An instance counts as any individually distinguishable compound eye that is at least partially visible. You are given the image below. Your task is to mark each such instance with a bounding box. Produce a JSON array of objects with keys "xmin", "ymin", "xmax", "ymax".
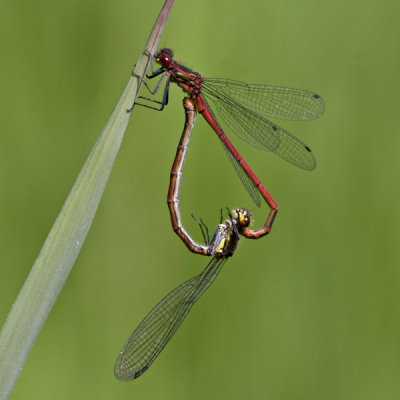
[
  {"xmin": 158, "ymin": 54, "xmax": 171, "ymax": 67},
  {"xmin": 239, "ymin": 214, "xmax": 251, "ymax": 227}
]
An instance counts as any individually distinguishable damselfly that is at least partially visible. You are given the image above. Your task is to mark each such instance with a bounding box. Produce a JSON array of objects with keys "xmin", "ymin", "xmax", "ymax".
[{"xmin": 134, "ymin": 48, "xmax": 324, "ymax": 207}]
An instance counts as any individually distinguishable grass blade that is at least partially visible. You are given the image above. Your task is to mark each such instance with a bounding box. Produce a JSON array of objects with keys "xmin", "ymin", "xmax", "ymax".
[{"xmin": 0, "ymin": 0, "xmax": 174, "ymax": 397}]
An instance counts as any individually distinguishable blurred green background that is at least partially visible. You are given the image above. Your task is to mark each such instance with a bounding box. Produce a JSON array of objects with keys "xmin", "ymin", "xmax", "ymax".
[{"xmin": 1, "ymin": 0, "xmax": 399, "ymax": 399}]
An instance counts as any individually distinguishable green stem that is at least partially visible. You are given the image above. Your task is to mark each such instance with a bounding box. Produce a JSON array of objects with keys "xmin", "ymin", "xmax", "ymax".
[{"xmin": 0, "ymin": 1, "xmax": 174, "ymax": 398}]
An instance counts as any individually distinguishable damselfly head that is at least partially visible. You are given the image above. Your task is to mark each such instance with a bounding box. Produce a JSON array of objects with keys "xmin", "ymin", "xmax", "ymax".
[
  {"xmin": 155, "ymin": 48, "xmax": 174, "ymax": 67},
  {"xmin": 234, "ymin": 208, "xmax": 252, "ymax": 228}
]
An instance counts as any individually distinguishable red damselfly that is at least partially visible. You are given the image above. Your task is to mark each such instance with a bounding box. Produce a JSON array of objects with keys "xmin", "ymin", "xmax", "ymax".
[
  {"xmin": 114, "ymin": 99, "xmax": 277, "ymax": 381},
  {"xmin": 134, "ymin": 48, "xmax": 324, "ymax": 206}
]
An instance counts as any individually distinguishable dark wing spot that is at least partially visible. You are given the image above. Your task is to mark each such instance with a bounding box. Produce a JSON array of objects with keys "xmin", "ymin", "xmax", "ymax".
[
  {"xmin": 134, "ymin": 366, "xmax": 149, "ymax": 379},
  {"xmin": 305, "ymin": 146, "xmax": 312, "ymax": 152}
]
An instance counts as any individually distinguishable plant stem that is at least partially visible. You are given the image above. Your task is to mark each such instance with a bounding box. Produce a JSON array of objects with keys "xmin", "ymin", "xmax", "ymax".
[{"xmin": 0, "ymin": 1, "xmax": 174, "ymax": 398}]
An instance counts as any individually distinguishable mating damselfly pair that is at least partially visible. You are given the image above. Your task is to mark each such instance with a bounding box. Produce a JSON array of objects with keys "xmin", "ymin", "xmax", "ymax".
[{"xmin": 114, "ymin": 49, "xmax": 324, "ymax": 380}]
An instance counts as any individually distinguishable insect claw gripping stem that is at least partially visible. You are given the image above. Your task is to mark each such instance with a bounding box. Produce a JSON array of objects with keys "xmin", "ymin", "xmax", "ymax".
[{"xmin": 129, "ymin": 70, "xmax": 169, "ymax": 112}]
